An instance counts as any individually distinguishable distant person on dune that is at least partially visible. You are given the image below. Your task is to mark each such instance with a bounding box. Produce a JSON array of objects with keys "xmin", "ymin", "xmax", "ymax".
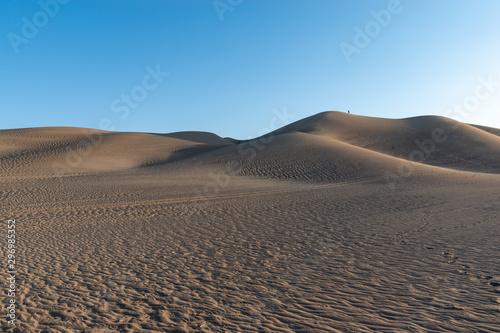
[{"xmin": 348, "ymin": 110, "xmax": 350, "ymax": 114}]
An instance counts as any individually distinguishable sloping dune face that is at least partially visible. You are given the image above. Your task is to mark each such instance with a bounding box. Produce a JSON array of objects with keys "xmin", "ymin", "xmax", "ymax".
[
  {"xmin": 0, "ymin": 127, "xmax": 234, "ymax": 176},
  {"xmin": 194, "ymin": 111, "xmax": 500, "ymax": 182},
  {"xmin": 472, "ymin": 124, "xmax": 500, "ymax": 137},
  {"xmin": 191, "ymin": 131, "xmax": 436, "ymax": 183},
  {"xmin": 0, "ymin": 112, "xmax": 499, "ymax": 180},
  {"xmin": 264, "ymin": 111, "xmax": 500, "ymax": 173}
]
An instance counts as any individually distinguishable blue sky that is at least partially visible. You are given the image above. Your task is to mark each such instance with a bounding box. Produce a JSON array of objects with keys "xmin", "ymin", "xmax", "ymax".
[{"xmin": 1, "ymin": 0, "xmax": 499, "ymax": 139}]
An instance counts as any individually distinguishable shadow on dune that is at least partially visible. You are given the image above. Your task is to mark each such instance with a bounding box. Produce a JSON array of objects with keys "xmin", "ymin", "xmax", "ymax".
[{"xmin": 138, "ymin": 144, "xmax": 234, "ymax": 167}]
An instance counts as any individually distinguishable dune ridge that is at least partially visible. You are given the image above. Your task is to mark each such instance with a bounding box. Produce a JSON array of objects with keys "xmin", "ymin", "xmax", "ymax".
[{"xmin": 1, "ymin": 111, "xmax": 499, "ymax": 179}]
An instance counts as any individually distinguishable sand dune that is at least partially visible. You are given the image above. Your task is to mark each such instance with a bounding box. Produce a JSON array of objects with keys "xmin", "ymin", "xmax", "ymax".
[
  {"xmin": 263, "ymin": 111, "xmax": 500, "ymax": 172},
  {"xmin": 1, "ymin": 112, "xmax": 499, "ymax": 178},
  {"xmin": 472, "ymin": 124, "xmax": 500, "ymax": 137},
  {"xmin": 187, "ymin": 131, "xmax": 445, "ymax": 182},
  {"xmin": 0, "ymin": 127, "xmax": 233, "ymax": 175},
  {"xmin": 1, "ymin": 112, "xmax": 500, "ymax": 332}
]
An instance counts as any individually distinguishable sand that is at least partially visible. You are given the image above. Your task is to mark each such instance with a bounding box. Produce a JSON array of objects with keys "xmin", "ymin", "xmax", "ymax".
[{"xmin": 1, "ymin": 111, "xmax": 499, "ymax": 332}]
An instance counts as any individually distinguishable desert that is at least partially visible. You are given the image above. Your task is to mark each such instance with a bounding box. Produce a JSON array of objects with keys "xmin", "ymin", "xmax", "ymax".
[{"xmin": 1, "ymin": 111, "xmax": 499, "ymax": 332}]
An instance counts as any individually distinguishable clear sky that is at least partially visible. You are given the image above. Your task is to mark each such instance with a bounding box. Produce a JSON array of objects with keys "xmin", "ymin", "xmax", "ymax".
[{"xmin": 1, "ymin": 0, "xmax": 499, "ymax": 139}]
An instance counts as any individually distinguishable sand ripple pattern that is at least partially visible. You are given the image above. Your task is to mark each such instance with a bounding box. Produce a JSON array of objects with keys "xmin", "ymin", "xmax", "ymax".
[{"xmin": 1, "ymin": 173, "xmax": 499, "ymax": 332}]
